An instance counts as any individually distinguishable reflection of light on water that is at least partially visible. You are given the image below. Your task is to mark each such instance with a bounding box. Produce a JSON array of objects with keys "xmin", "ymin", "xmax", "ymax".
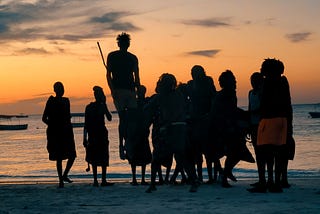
[{"xmin": 1, "ymin": 105, "xmax": 320, "ymax": 183}]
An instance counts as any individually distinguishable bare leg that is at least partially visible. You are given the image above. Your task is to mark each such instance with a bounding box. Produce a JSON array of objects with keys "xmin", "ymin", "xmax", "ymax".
[
  {"xmin": 281, "ymin": 159, "xmax": 290, "ymax": 188},
  {"xmin": 130, "ymin": 164, "xmax": 138, "ymax": 185},
  {"xmin": 196, "ymin": 161, "xmax": 203, "ymax": 183},
  {"xmin": 141, "ymin": 165, "xmax": 148, "ymax": 185},
  {"xmin": 213, "ymin": 159, "xmax": 223, "ymax": 182},
  {"xmin": 170, "ymin": 165, "xmax": 180, "ymax": 184},
  {"xmin": 146, "ymin": 161, "xmax": 158, "ymax": 193},
  {"xmin": 92, "ymin": 164, "xmax": 98, "ymax": 186},
  {"xmin": 164, "ymin": 165, "xmax": 171, "ymax": 184},
  {"xmin": 101, "ymin": 165, "xmax": 106, "ymax": 183},
  {"xmin": 100, "ymin": 166, "xmax": 114, "ymax": 186},
  {"xmin": 205, "ymin": 158, "xmax": 213, "ymax": 183},
  {"xmin": 180, "ymin": 168, "xmax": 187, "ymax": 184},
  {"xmin": 62, "ymin": 157, "xmax": 75, "ymax": 183},
  {"xmin": 222, "ymin": 156, "xmax": 239, "ymax": 188},
  {"xmin": 157, "ymin": 165, "xmax": 164, "ymax": 184},
  {"xmin": 56, "ymin": 160, "xmax": 63, "ymax": 188},
  {"xmin": 247, "ymin": 146, "xmax": 267, "ymax": 193},
  {"xmin": 118, "ymin": 110, "xmax": 127, "ymax": 160}
]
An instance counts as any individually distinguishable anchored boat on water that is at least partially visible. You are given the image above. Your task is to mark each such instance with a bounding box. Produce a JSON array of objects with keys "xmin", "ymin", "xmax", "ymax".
[
  {"xmin": 71, "ymin": 113, "xmax": 85, "ymax": 128},
  {"xmin": 309, "ymin": 112, "xmax": 320, "ymax": 118},
  {"xmin": 309, "ymin": 103, "xmax": 320, "ymax": 118},
  {"xmin": 0, "ymin": 114, "xmax": 28, "ymax": 130}
]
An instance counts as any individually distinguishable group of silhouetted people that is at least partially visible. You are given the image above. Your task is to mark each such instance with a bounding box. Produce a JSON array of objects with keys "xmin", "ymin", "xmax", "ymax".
[{"xmin": 42, "ymin": 32, "xmax": 294, "ymax": 194}]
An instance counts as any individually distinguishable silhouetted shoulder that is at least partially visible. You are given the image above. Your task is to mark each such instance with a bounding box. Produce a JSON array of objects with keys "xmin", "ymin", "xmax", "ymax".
[
  {"xmin": 206, "ymin": 76, "xmax": 214, "ymax": 84},
  {"xmin": 85, "ymin": 102, "xmax": 95, "ymax": 111},
  {"xmin": 107, "ymin": 50, "xmax": 120, "ymax": 57},
  {"xmin": 46, "ymin": 95, "xmax": 55, "ymax": 103},
  {"xmin": 128, "ymin": 51, "xmax": 138, "ymax": 60}
]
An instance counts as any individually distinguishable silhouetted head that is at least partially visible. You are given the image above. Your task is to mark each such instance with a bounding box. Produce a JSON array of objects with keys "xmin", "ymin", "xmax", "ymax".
[
  {"xmin": 156, "ymin": 73, "xmax": 177, "ymax": 94},
  {"xmin": 53, "ymin": 81, "xmax": 64, "ymax": 97},
  {"xmin": 117, "ymin": 32, "xmax": 130, "ymax": 50},
  {"xmin": 250, "ymin": 72, "xmax": 263, "ymax": 90},
  {"xmin": 191, "ymin": 65, "xmax": 206, "ymax": 81},
  {"xmin": 260, "ymin": 58, "xmax": 284, "ymax": 77},
  {"xmin": 218, "ymin": 70, "xmax": 236, "ymax": 90},
  {"xmin": 93, "ymin": 86, "xmax": 106, "ymax": 103},
  {"xmin": 177, "ymin": 82, "xmax": 188, "ymax": 95},
  {"xmin": 137, "ymin": 85, "xmax": 147, "ymax": 98}
]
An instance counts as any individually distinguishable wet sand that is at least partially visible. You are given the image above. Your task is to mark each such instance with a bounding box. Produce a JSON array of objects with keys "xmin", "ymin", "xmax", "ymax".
[{"xmin": 0, "ymin": 177, "xmax": 319, "ymax": 214}]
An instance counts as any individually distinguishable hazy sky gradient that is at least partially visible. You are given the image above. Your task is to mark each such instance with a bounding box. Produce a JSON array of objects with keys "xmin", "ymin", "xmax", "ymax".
[{"xmin": 0, "ymin": 0, "xmax": 319, "ymax": 114}]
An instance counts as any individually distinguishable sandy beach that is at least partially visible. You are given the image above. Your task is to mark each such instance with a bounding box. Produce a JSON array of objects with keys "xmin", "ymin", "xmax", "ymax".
[{"xmin": 0, "ymin": 178, "xmax": 319, "ymax": 214}]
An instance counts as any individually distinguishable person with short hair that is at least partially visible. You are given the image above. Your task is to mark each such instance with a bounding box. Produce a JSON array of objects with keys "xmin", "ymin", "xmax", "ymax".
[{"xmin": 106, "ymin": 32, "xmax": 140, "ymax": 160}]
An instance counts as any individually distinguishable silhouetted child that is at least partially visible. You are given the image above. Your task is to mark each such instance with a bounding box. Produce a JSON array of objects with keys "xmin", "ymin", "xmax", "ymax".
[
  {"xmin": 151, "ymin": 113, "xmax": 173, "ymax": 185},
  {"xmin": 126, "ymin": 85, "xmax": 152, "ymax": 185},
  {"xmin": 42, "ymin": 81, "xmax": 77, "ymax": 188},
  {"xmin": 146, "ymin": 84, "xmax": 173, "ymax": 187},
  {"xmin": 83, "ymin": 86, "xmax": 113, "ymax": 187},
  {"xmin": 210, "ymin": 70, "xmax": 254, "ymax": 188}
]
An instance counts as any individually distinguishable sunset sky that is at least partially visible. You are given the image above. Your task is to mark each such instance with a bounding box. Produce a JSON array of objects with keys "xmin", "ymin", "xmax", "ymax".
[{"xmin": 0, "ymin": 0, "xmax": 319, "ymax": 114}]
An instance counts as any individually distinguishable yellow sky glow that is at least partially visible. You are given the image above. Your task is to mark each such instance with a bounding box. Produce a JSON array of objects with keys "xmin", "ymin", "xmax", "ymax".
[{"xmin": 0, "ymin": 0, "xmax": 319, "ymax": 114}]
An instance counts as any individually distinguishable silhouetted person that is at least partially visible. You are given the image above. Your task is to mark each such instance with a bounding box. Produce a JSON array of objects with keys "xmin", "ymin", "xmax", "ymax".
[
  {"xmin": 247, "ymin": 72, "xmax": 273, "ymax": 188},
  {"xmin": 83, "ymin": 86, "xmax": 113, "ymax": 187},
  {"xmin": 168, "ymin": 83, "xmax": 189, "ymax": 185},
  {"xmin": 210, "ymin": 70, "xmax": 252, "ymax": 188},
  {"xmin": 42, "ymin": 81, "xmax": 76, "ymax": 188},
  {"xmin": 144, "ymin": 73, "xmax": 199, "ymax": 193},
  {"xmin": 186, "ymin": 65, "xmax": 222, "ymax": 183},
  {"xmin": 248, "ymin": 58, "xmax": 293, "ymax": 193},
  {"xmin": 106, "ymin": 32, "xmax": 140, "ymax": 160},
  {"xmin": 148, "ymin": 90, "xmax": 173, "ymax": 186},
  {"xmin": 126, "ymin": 85, "xmax": 152, "ymax": 185}
]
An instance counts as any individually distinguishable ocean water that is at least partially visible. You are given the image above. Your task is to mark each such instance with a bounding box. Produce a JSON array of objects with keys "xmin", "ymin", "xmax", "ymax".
[{"xmin": 0, "ymin": 104, "xmax": 319, "ymax": 183}]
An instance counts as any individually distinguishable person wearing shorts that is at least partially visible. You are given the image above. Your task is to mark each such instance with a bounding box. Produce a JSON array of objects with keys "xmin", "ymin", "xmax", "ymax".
[{"xmin": 106, "ymin": 32, "xmax": 140, "ymax": 159}]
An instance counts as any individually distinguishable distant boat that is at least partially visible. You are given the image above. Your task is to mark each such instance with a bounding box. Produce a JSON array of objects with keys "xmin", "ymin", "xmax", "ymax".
[
  {"xmin": 71, "ymin": 113, "xmax": 85, "ymax": 128},
  {"xmin": 309, "ymin": 103, "xmax": 320, "ymax": 118},
  {"xmin": 0, "ymin": 115, "xmax": 28, "ymax": 131},
  {"xmin": 16, "ymin": 114, "xmax": 29, "ymax": 118},
  {"xmin": 309, "ymin": 112, "xmax": 320, "ymax": 118},
  {"xmin": 0, "ymin": 124, "xmax": 28, "ymax": 130}
]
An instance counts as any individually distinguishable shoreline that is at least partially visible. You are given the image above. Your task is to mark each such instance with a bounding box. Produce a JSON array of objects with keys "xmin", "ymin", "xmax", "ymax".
[
  {"xmin": 1, "ymin": 170, "xmax": 319, "ymax": 185},
  {"xmin": 1, "ymin": 177, "xmax": 319, "ymax": 213}
]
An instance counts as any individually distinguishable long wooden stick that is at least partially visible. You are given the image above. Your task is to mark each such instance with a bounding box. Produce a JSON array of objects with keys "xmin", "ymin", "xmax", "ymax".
[{"xmin": 97, "ymin": 41, "xmax": 106, "ymax": 67}]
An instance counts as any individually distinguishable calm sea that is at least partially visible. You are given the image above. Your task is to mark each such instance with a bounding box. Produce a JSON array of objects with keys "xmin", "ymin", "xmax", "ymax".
[{"xmin": 0, "ymin": 104, "xmax": 319, "ymax": 183}]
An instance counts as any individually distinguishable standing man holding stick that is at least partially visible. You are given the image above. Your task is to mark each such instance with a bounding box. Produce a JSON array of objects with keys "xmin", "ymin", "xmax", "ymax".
[{"xmin": 102, "ymin": 32, "xmax": 140, "ymax": 160}]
